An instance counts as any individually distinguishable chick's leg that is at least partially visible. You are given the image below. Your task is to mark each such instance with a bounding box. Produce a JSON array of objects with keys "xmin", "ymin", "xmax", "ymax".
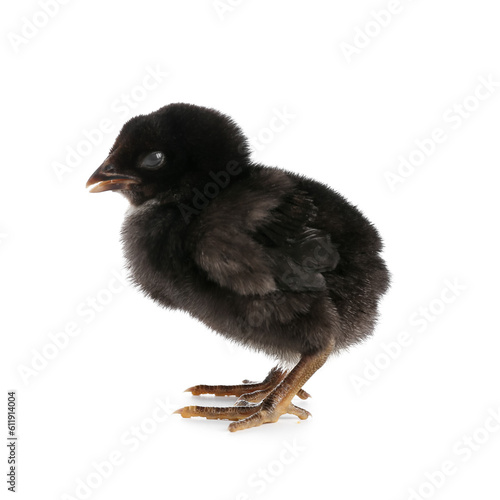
[
  {"xmin": 174, "ymin": 341, "xmax": 333, "ymax": 430},
  {"xmin": 185, "ymin": 366, "xmax": 310, "ymax": 401}
]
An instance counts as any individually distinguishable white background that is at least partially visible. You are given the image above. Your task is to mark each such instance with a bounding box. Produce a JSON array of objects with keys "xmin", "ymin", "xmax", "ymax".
[{"xmin": 2, "ymin": 1, "xmax": 500, "ymax": 499}]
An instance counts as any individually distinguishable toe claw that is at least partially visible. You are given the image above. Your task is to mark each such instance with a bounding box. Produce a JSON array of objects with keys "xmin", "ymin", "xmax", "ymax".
[
  {"xmin": 184, "ymin": 386, "xmax": 204, "ymax": 395},
  {"xmin": 297, "ymin": 389, "xmax": 311, "ymax": 400},
  {"xmin": 173, "ymin": 407, "xmax": 190, "ymax": 418},
  {"xmin": 292, "ymin": 405, "xmax": 311, "ymax": 420}
]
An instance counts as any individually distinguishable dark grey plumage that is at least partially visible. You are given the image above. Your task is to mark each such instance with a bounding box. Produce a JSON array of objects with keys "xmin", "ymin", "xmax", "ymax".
[{"xmin": 88, "ymin": 102, "xmax": 390, "ymax": 364}]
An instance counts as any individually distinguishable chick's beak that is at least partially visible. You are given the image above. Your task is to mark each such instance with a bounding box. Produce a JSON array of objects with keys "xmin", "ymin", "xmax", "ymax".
[{"xmin": 86, "ymin": 161, "xmax": 140, "ymax": 193}]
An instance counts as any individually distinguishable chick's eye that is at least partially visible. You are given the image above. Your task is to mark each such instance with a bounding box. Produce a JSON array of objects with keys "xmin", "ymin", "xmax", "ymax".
[{"xmin": 140, "ymin": 151, "xmax": 165, "ymax": 169}]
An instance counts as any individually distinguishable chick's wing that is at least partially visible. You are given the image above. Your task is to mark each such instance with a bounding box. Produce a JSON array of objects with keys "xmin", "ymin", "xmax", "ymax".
[{"xmin": 193, "ymin": 186, "xmax": 339, "ymax": 296}]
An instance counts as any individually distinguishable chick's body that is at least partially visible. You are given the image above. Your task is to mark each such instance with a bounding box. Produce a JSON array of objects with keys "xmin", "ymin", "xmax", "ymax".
[{"xmin": 121, "ymin": 163, "xmax": 388, "ymax": 362}]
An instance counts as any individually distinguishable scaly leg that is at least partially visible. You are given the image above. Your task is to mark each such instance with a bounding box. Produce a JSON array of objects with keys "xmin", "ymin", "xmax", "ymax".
[
  {"xmin": 175, "ymin": 341, "xmax": 333, "ymax": 431},
  {"xmin": 185, "ymin": 366, "xmax": 310, "ymax": 401}
]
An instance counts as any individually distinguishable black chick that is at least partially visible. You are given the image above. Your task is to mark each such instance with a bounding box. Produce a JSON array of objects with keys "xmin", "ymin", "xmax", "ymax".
[{"xmin": 86, "ymin": 103, "xmax": 390, "ymax": 432}]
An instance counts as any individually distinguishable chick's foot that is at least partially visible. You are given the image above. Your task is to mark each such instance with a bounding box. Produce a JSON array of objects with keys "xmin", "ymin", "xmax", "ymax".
[{"xmin": 175, "ymin": 342, "xmax": 333, "ymax": 431}]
